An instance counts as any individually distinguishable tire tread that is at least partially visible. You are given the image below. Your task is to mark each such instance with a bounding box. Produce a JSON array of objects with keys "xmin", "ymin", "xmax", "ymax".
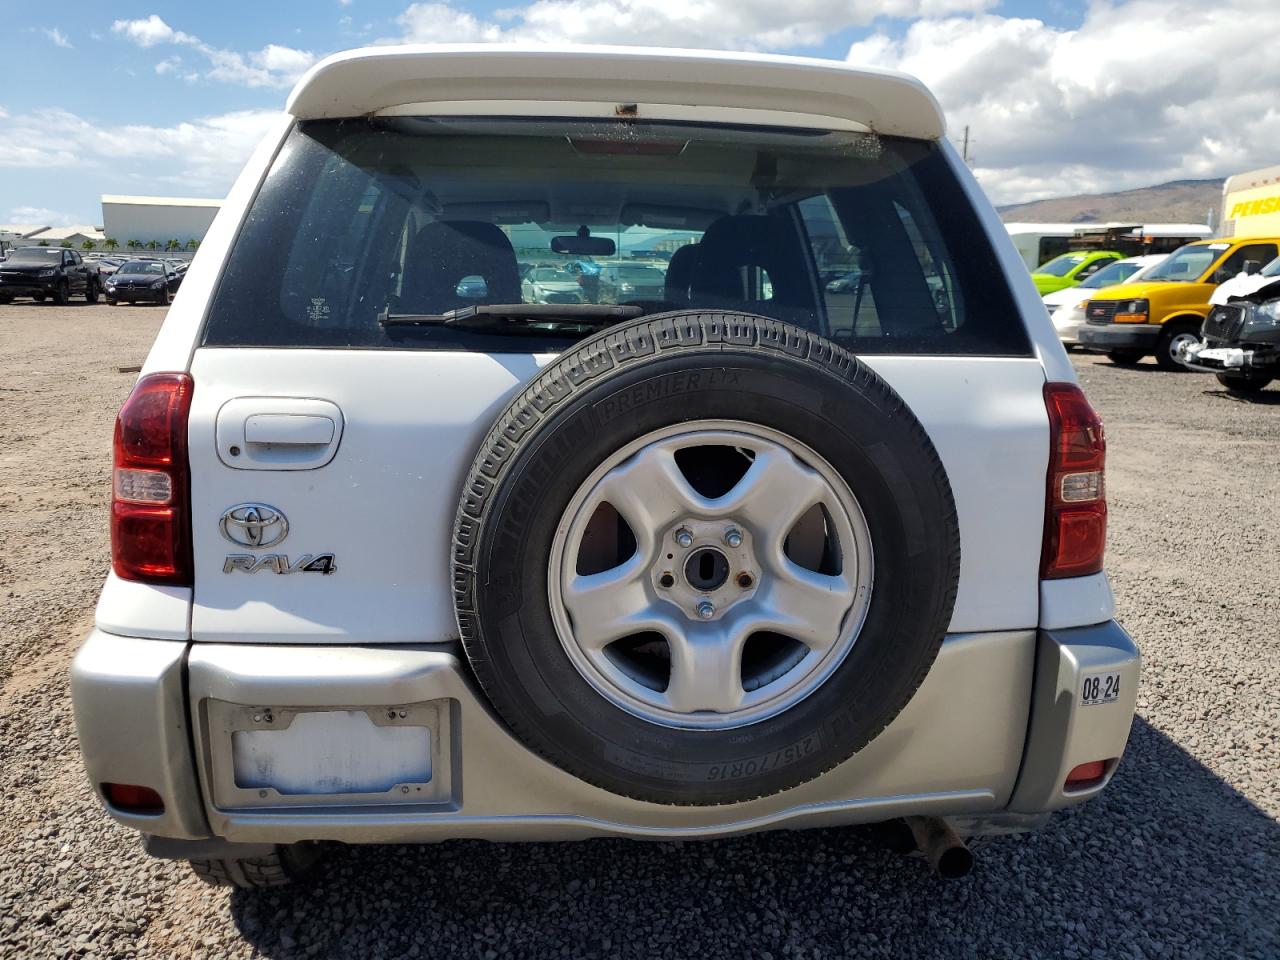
[{"xmin": 452, "ymin": 310, "xmax": 960, "ymax": 805}]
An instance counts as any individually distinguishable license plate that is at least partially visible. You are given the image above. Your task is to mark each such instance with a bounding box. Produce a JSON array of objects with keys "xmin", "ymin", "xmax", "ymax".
[
  {"xmin": 1080, "ymin": 672, "xmax": 1121, "ymax": 706},
  {"xmin": 1197, "ymin": 347, "xmax": 1245, "ymax": 368},
  {"xmin": 232, "ymin": 709, "xmax": 431, "ymax": 795}
]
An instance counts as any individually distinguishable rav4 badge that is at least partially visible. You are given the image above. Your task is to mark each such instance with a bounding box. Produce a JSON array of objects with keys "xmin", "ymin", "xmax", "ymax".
[
  {"xmin": 218, "ymin": 503, "xmax": 336, "ymax": 575},
  {"xmin": 223, "ymin": 553, "xmax": 337, "ymax": 575}
]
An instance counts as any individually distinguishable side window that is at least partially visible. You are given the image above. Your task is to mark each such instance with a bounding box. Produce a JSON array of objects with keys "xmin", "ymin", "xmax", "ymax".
[
  {"xmin": 1212, "ymin": 244, "xmax": 1278, "ymax": 283},
  {"xmin": 797, "ymin": 195, "xmax": 869, "ymax": 339},
  {"xmin": 892, "ymin": 201, "xmax": 961, "ymax": 332},
  {"xmin": 1077, "ymin": 259, "xmax": 1106, "ymax": 280}
]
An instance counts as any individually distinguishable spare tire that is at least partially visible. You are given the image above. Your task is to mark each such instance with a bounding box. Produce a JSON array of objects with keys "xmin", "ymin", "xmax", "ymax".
[{"xmin": 453, "ymin": 311, "xmax": 959, "ymax": 805}]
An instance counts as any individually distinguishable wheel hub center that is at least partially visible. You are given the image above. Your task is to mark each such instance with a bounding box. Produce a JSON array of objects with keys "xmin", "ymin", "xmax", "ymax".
[{"xmin": 684, "ymin": 548, "xmax": 730, "ymax": 591}]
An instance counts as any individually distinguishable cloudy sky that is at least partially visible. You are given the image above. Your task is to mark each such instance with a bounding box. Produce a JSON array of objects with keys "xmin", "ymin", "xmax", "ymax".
[{"xmin": 1, "ymin": 0, "xmax": 1276, "ymax": 227}]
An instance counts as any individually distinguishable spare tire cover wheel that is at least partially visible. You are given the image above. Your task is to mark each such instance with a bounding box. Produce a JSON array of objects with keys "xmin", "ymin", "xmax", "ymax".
[{"xmin": 453, "ymin": 311, "xmax": 960, "ymax": 806}]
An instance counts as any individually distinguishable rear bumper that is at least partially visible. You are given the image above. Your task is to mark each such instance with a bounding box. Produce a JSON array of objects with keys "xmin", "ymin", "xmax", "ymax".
[
  {"xmin": 1077, "ymin": 323, "xmax": 1161, "ymax": 352},
  {"xmin": 71, "ymin": 621, "xmax": 1138, "ymax": 847}
]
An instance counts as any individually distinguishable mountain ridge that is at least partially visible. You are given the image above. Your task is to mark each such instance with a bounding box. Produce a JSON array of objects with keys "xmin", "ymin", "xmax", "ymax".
[{"xmin": 998, "ymin": 178, "xmax": 1223, "ymax": 225}]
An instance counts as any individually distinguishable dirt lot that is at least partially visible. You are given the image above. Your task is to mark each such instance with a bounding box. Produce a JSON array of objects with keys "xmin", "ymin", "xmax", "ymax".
[{"xmin": 1, "ymin": 301, "xmax": 1277, "ymax": 959}]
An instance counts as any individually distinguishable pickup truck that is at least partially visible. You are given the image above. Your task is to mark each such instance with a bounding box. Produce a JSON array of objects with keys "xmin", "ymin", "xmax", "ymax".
[{"xmin": 0, "ymin": 246, "xmax": 100, "ymax": 304}]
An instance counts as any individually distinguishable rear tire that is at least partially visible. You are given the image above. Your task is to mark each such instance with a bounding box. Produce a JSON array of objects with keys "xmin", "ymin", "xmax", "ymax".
[
  {"xmin": 454, "ymin": 310, "xmax": 960, "ymax": 806},
  {"xmin": 1155, "ymin": 322, "xmax": 1201, "ymax": 372},
  {"xmin": 1107, "ymin": 349, "xmax": 1144, "ymax": 365},
  {"xmin": 52, "ymin": 280, "xmax": 69, "ymax": 306},
  {"xmin": 189, "ymin": 844, "xmax": 324, "ymax": 889},
  {"xmin": 1216, "ymin": 372, "xmax": 1273, "ymax": 395},
  {"xmin": 86, "ymin": 279, "xmax": 99, "ymax": 304}
]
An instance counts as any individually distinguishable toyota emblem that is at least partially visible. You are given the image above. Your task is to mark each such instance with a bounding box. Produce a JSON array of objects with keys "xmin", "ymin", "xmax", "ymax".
[{"xmin": 219, "ymin": 503, "xmax": 289, "ymax": 549}]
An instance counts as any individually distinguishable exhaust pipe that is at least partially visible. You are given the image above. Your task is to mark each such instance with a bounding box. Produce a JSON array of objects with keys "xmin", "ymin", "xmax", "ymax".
[{"xmin": 904, "ymin": 816, "xmax": 973, "ymax": 879}]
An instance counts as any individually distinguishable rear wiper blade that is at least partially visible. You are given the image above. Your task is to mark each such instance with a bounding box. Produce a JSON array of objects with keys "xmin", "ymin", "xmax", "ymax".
[{"xmin": 378, "ymin": 303, "xmax": 643, "ymax": 328}]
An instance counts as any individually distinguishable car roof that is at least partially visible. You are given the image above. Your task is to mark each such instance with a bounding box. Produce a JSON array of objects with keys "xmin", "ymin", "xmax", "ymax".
[{"xmin": 286, "ymin": 45, "xmax": 946, "ymax": 141}]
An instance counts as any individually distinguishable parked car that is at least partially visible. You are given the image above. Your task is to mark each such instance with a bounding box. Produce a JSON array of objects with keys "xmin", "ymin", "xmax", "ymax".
[
  {"xmin": 0, "ymin": 246, "xmax": 100, "ymax": 304},
  {"xmin": 825, "ymin": 269, "xmax": 863, "ymax": 293},
  {"xmin": 1030, "ymin": 250, "xmax": 1124, "ymax": 297},
  {"xmin": 1077, "ymin": 236, "xmax": 1280, "ymax": 369},
  {"xmin": 521, "ymin": 265, "xmax": 584, "ymax": 303},
  {"xmin": 597, "ymin": 262, "xmax": 667, "ymax": 302},
  {"xmin": 1048, "ymin": 254, "xmax": 1168, "ymax": 347},
  {"xmin": 1180, "ymin": 264, "xmax": 1280, "ymax": 394},
  {"xmin": 103, "ymin": 259, "xmax": 182, "ymax": 305},
  {"xmin": 71, "ymin": 46, "xmax": 1138, "ymax": 889}
]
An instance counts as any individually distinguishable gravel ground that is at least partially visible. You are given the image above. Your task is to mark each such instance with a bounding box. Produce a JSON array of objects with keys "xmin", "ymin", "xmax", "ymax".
[{"xmin": 0, "ymin": 302, "xmax": 1276, "ymax": 960}]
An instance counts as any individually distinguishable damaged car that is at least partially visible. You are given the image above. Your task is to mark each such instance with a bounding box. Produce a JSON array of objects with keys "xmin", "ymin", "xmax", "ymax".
[{"xmin": 1180, "ymin": 259, "xmax": 1280, "ymax": 395}]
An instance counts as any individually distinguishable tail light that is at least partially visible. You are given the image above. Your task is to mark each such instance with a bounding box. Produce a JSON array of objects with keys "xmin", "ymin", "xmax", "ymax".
[
  {"xmin": 1041, "ymin": 383, "xmax": 1106, "ymax": 579},
  {"xmin": 111, "ymin": 373, "xmax": 193, "ymax": 585}
]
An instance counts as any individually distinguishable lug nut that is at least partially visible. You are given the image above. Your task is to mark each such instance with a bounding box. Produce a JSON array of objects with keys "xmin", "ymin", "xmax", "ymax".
[
  {"xmin": 675, "ymin": 527, "xmax": 694, "ymax": 548},
  {"xmin": 724, "ymin": 528, "xmax": 743, "ymax": 548},
  {"xmin": 696, "ymin": 600, "xmax": 715, "ymax": 619}
]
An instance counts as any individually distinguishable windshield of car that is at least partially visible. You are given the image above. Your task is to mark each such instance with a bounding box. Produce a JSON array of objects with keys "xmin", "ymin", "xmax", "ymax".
[
  {"xmin": 1143, "ymin": 244, "xmax": 1225, "ymax": 282},
  {"xmin": 1079, "ymin": 260, "xmax": 1141, "ymax": 288},
  {"xmin": 1260, "ymin": 256, "xmax": 1280, "ymax": 277},
  {"xmin": 118, "ymin": 261, "xmax": 164, "ymax": 274},
  {"xmin": 1035, "ymin": 253, "xmax": 1088, "ymax": 277},
  {"xmin": 7, "ymin": 249, "xmax": 63, "ymax": 265},
  {"xmin": 203, "ymin": 117, "xmax": 1028, "ymax": 356}
]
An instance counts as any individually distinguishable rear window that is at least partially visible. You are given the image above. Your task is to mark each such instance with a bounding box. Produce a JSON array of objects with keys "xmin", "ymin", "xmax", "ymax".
[{"xmin": 203, "ymin": 117, "xmax": 1029, "ymax": 356}]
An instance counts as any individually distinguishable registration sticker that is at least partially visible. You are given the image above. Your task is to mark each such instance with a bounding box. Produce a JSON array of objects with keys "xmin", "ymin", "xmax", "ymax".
[{"xmin": 1080, "ymin": 672, "xmax": 1121, "ymax": 706}]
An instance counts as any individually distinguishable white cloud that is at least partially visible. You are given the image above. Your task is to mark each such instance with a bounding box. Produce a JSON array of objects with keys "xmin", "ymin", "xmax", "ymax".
[
  {"xmin": 392, "ymin": 0, "xmax": 994, "ymax": 50},
  {"xmin": 846, "ymin": 1, "xmax": 1280, "ymax": 204},
  {"xmin": 111, "ymin": 15, "xmax": 195, "ymax": 48},
  {"xmin": 154, "ymin": 56, "xmax": 182, "ymax": 75},
  {"xmin": 8, "ymin": 206, "xmax": 81, "ymax": 228},
  {"xmin": 44, "ymin": 28, "xmax": 72, "ymax": 49},
  {"xmin": 0, "ymin": 106, "xmax": 279, "ymax": 194},
  {"xmin": 112, "ymin": 14, "xmax": 315, "ymax": 88}
]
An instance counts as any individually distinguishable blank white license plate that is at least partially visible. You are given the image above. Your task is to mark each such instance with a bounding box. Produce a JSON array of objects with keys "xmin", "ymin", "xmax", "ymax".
[
  {"xmin": 1080, "ymin": 672, "xmax": 1121, "ymax": 707},
  {"xmin": 232, "ymin": 710, "xmax": 431, "ymax": 795}
]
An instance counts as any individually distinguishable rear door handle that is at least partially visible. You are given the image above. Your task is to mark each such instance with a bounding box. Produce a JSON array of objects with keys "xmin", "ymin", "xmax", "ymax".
[
  {"xmin": 244, "ymin": 414, "xmax": 335, "ymax": 447},
  {"xmin": 216, "ymin": 398, "xmax": 344, "ymax": 470}
]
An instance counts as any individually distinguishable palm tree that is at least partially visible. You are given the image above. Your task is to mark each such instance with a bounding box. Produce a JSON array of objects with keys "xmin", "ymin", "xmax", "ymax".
[
  {"xmin": 59, "ymin": 240, "xmax": 73, "ymax": 248},
  {"xmin": 146, "ymin": 240, "xmax": 160, "ymax": 252},
  {"xmin": 165, "ymin": 239, "xmax": 180, "ymax": 253},
  {"xmin": 127, "ymin": 239, "xmax": 140, "ymax": 252},
  {"xmin": 104, "ymin": 238, "xmax": 119, "ymax": 252},
  {"xmin": 185, "ymin": 238, "xmax": 198, "ymax": 251},
  {"xmin": 37, "ymin": 240, "xmax": 49, "ymax": 246},
  {"xmin": 81, "ymin": 239, "xmax": 96, "ymax": 252}
]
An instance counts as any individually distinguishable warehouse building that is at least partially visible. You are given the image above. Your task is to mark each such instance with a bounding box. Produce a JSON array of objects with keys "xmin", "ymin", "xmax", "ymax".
[{"xmin": 100, "ymin": 195, "xmax": 222, "ymax": 248}]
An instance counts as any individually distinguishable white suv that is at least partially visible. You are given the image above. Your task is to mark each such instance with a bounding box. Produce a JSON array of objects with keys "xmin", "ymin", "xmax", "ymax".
[{"xmin": 72, "ymin": 45, "xmax": 1139, "ymax": 887}]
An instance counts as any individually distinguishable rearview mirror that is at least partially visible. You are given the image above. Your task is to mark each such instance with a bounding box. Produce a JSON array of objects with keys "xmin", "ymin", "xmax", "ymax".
[{"xmin": 552, "ymin": 233, "xmax": 616, "ymax": 256}]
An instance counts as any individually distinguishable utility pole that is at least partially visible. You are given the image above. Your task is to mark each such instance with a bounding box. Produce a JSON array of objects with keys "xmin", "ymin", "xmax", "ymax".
[{"xmin": 960, "ymin": 125, "xmax": 973, "ymax": 165}]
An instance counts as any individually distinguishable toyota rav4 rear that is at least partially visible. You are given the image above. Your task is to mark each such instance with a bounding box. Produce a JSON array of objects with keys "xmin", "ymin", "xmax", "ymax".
[{"xmin": 71, "ymin": 45, "xmax": 1139, "ymax": 887}]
